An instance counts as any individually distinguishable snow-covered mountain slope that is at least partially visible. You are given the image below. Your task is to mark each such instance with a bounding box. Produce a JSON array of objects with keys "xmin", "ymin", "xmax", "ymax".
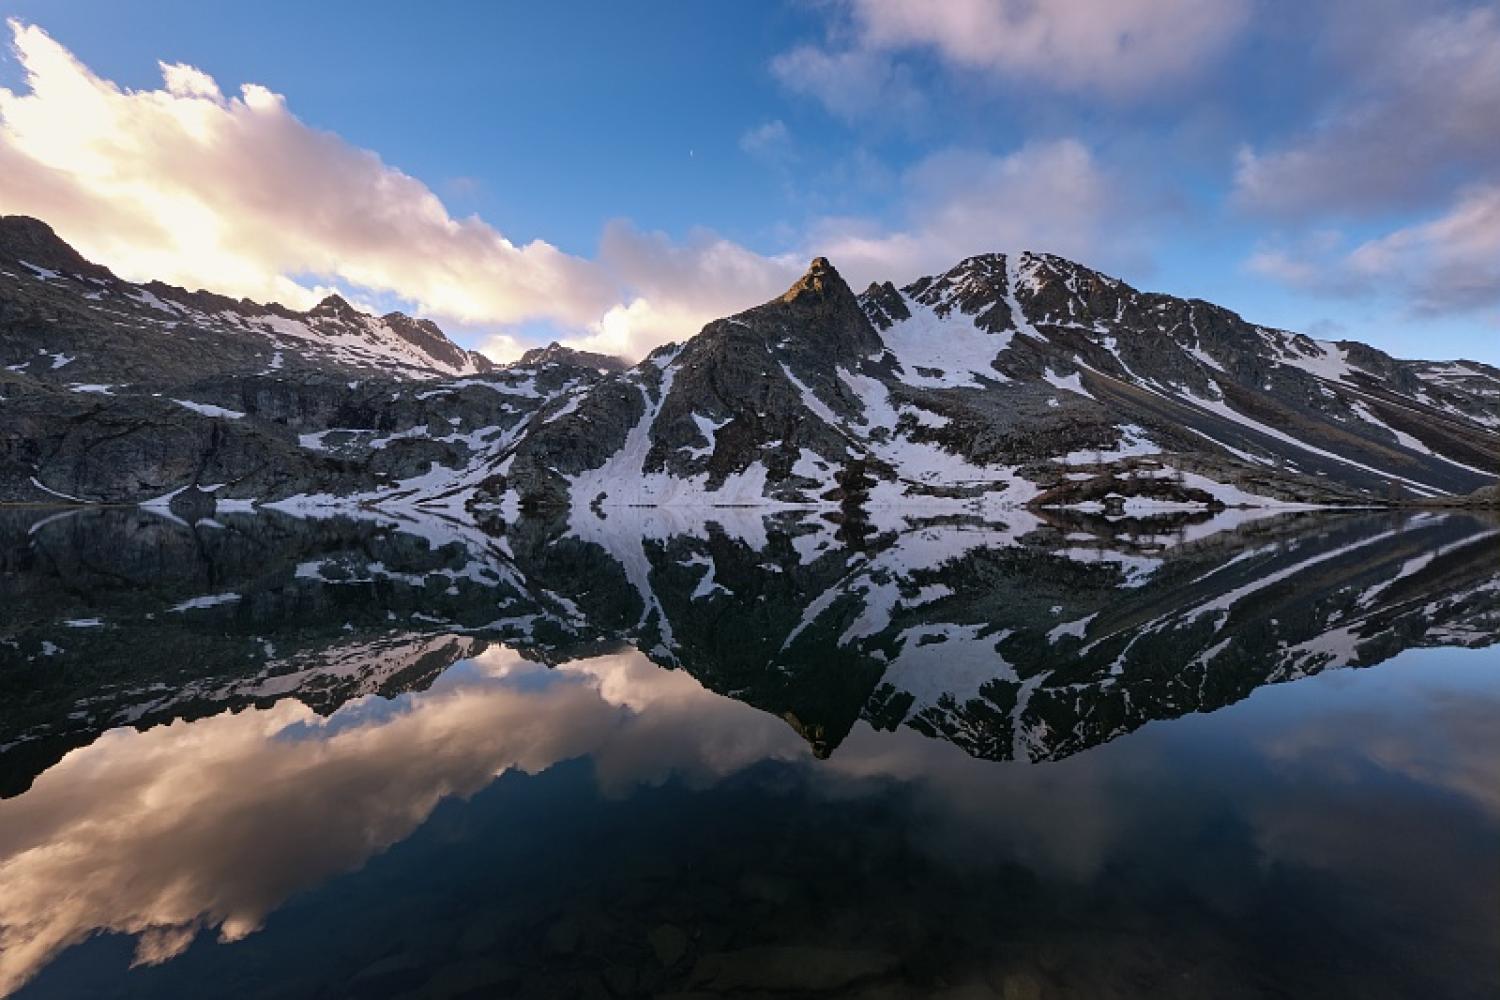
[
  {"xmin": 3, "ymin": 210, "xmax": 1495, "ymax": 512},
  {"xmin": 1, "ymin": 348, "xmax": 610, "ymax": 505},
  {"xmin": 485, "ymin": 253, "xmax": 1499, "ymax": 514},
  {"xmin": 0, "ymin": 216, "xmax": 635, "ymax": 505},
  {"xmin": 0, "ymin": 215, "xmax": 493, "ymax": 382}
]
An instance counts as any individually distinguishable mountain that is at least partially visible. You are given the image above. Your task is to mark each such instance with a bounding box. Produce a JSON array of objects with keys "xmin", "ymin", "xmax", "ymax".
[
  {"xmin": 517, "ymin": 341, "xmax": 631, "ymax": 373},
  {"xmin": 0, "ymin": 217, "xmax": 628, "ymax": 505},
  {"xmin": 1, "ymin": 214, "xmax": 1496, "ymax": 511},
  {"xmin": 0, "ymin": 216, "xmax": 495, "ymax": 381},
  {"xmin": 489, "ymin": 253, "xmax": 1500, "ymax": 515}
]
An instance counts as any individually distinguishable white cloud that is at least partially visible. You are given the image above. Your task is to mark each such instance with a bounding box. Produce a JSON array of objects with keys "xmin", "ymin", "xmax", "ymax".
[
  {"xmin": 567, "ymin": 141, "xmax": 1147, "ymax": 356},
  {"xmin": 770, "ymin": 45, "xmax": 926, "ymax": 123},
  {"xmin": 598, "ymin": 220, "xmax": 802, "ymax": 318},
  {"xmin": 739, "ymin": 118, "xmax": 792, "ymax": 160},
  {"xmin": 1244, "ymin": 228, "xmax": 1362, "ymax": 293},
  {"xmin": 1245, "ymin": 248, "xmax": 1328, "ymax": 290},
  {"xmin": 1348, "ymin": 184, "xmax": 1500, "ymax": 313},
  {"xmin": 476, "ymin": 331, "xmax": 528, "ymax": 365},
  {"xmin": 1246, "ymin": 185, "xmax": 1500, "ymax": 315},
  {"xmin": 775, "ymin": 0, "xmax": 1249, "ymax": 117},
  {"xmin": 811, "ymin": 139, "xmax": 1144, "ymax": 287},
  {"xmin": 1234, "ymin": 6, "xmax": 1500, "ymax": 327},
  {"xmin": 561, "ymin": 221, "xmax": 803, "ymax": 358},
  {"xmin": 0, "ymin": 21, "xmax": 618, "ymax": 330},
  {"xmin": 0, "ymin": 22, "xmax": 908, "ymax": 365},
  {"xmin": 565, "ymin": 296, "xmax": 710, "ymax": 360},
  {"xmin": 0, "ymin": 22, "xmax": 1150, "ymax": 367},
  {"xmin": 1234, "ymin": 6, "xmax": 1500, "ymax": 216}
]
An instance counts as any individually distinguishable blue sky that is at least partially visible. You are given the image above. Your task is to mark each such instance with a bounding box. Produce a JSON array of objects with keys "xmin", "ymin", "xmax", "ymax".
[{"xmin": 1, "ymin": 0, "xmax": 1497, "ymax": 363}]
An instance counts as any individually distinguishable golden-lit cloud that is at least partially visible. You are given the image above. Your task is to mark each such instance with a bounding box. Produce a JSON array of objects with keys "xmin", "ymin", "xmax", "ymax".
[
  {"xmin": 0, "ymin": 21, "xmax": 784, "ymax": 363},
  {"xmin": 0, "ymin": 21, "xmax": 618, "ymax": 327},
  {"xmin": 0, "ymin": 21, "xmax": 1148, "ymax": 363}
]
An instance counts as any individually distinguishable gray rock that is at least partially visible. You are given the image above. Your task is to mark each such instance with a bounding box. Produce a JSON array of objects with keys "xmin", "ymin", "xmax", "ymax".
[{"xmin": 4, "ymin": 213, "xmax": 1497, "ymax": 511}]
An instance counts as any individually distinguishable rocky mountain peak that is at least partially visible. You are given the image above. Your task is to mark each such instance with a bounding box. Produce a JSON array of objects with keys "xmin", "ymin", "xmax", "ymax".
[
  {"xmin": 780, "ymin": 256, "xmax": 847, "ymax": 305},
  {"xmin": 381, "ymin": 310, "xmax": 443, "ymax": 337},
  {"xmin": 5, "ymin": 209, "xmax": 1498, "ymax": 512},
  {"xmin": 516, "ymin": 342, "xmax": 629, "ymax": 372},
  {"xmin": 859, "ymin": 280, "xmax": 911, "ymax": 332},
  {"xmin": 759, "ymin": 256, "xmax": 883, "ymax": 358},
  {"xmin": 0, "ymin": 215, "xmax": 115, "ymax": 281},
  {"xmin": 311, "ymin": 293, "xmax": 359, "ymax": 317},
  {"xmin": 900, "ymin": 252, "xmax": 1015, "ymax": 332}
]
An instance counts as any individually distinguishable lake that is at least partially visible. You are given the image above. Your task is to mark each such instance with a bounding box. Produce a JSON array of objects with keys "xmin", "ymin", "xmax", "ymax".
[{"xmin": 1, "ymin": 505, "xmax": 1497, "ymax": 998}]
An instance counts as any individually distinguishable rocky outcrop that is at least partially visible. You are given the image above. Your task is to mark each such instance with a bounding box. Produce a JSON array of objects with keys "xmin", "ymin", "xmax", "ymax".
[
  {"xmin": 2, "ymin": 356, "xmax": 612, "ymax": 504},
  {"xmin": 2, "ymin": 213, "xmax": 1497, "ymax": 512},
  {"xmin": 517, "ymin": 342, "xmax": 630, "ymax": 372},
  {"xmin": 0, "ymin": 215, "xmax": 494, "ymax": 383},
  {"xmin": 0, "ymin": 217, "xmax": 625, "ymax": 505},
  {"xmin": 0, "ymin": 216, "xmax": 115, "ymax": 281},
  {"xmin": 488, "ymin": 252, "xmax": 1499, "ymax": 514}
]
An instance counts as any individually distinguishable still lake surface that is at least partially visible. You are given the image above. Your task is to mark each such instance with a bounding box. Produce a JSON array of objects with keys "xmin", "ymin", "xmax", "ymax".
[{"xmin": 1, "ymin": 505, "xmax": 1497, "ymax": 998}]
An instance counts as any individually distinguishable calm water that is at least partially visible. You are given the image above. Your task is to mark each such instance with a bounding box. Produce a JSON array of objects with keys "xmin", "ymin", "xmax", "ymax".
[{"xmin": 1, "ymin": 506, "xmax": 1497, "ymax": 998}]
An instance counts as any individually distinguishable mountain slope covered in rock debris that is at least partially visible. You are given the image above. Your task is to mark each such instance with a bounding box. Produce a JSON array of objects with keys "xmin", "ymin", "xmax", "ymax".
[
  {"xmin": 491, "ymin": 254, "xmax": 1499, "ymax": 516},
  {"xmin": 2, "ymin": 214, "xmax": 1496, "ymax": 512}
]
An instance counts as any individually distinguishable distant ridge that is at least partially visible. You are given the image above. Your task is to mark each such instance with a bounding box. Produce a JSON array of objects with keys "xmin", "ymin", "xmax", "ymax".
[{"xmin": 0, "ymin": 214, "xmax": 498, "ymax": 380}]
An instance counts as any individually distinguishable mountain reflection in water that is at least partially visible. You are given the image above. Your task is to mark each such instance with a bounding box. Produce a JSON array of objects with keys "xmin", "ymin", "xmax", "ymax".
[{"xmin": 1, "ymin": 506, "xmax": 1497, "ymax": 998}]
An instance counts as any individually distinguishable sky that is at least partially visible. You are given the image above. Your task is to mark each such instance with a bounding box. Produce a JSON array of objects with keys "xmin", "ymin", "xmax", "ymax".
[{"xmin": 0, "ymin": 0, "xmax": 1497, "ymax": 365}]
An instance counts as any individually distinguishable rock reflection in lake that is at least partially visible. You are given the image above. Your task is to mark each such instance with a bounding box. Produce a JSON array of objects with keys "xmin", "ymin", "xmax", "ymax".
[{"xmin": 1, "ymin": 505, "xmax": 1497, "ymax": 998}]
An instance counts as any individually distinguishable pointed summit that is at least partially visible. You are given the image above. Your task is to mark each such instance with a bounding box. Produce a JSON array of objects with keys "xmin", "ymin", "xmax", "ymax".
[
  {"xmin": 780, "ymin": 255, "xmax": 881, "ymax": 356},
  {"xmin": 381, "ymin": 309, "xmax": 445, "ymax": 338},
  {"xmin": 311, "ymin": 292, "xmax": 358, "ymax": 316},
  {"xmin": 717, "ymin": 255, "xmax": 880, "ymax": 360},
  {"xmin": 781, "ymin": 256, "xmax": 849, "ymax": 305}
]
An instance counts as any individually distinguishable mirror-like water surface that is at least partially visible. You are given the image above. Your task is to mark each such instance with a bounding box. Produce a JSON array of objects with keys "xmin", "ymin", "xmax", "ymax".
[{"xmin": 1, "ymin": 507, "xmax": 1497, "ymax": 998}]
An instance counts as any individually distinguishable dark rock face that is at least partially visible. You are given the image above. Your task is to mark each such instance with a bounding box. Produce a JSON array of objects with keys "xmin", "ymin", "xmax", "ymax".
[
  {"xmin": 2, "ymin": 214, "xmax": 1497, "ymax": 511},
  {"xmin": 649, "ymin": 261, "xmax": 882, "ymax": 486},
  {"xmin": 0, "ymin": 217, "xmax": 115, "ymax": 281},
  {"xmin": 0, "ymin": 215, "xmax": 630, "ymax": 505},
  {"xmin": 1, "ymin": 348, "xmax": 616, "ymax": 505},
  {"xmin": 167, "ymin": 485, "xmax": 217, "ymax": 520},
  {"xmin": 777, "ymin": 257, "xmax": 885, "ymax": 359},
  {"xmin": 518, "ymin": 342, "xmax": 630, "ymax": 373},
  {"xmin": 504, "ymin": 251, "xmax": 1498, "ymax": 513},
  {"xmin": 0, "ymin": 214, "xmax": 494, "ymax": 384},
  {"xmin": 859, "ymin": 280, "xmax": 910, "ymax": 331},
  {"xmin": 904, "ymin": 252, "xmax": 1015, "ymax": 332}
]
